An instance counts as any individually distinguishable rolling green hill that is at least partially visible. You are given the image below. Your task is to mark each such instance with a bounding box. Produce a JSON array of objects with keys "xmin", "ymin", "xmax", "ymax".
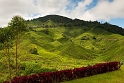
[{"xmin": 0, "ymin": 15, "xmax": 124, "ymax": 82}]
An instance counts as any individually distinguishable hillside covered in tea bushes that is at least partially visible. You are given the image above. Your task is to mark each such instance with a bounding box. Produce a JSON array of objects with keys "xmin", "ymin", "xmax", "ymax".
[{"xmin": 0, "ymin": 15, "xmax": 124, "ymax": 82}]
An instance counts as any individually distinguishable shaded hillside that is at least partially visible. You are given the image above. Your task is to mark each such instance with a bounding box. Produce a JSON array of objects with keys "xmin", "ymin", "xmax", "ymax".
[
  {"xmin": 36, "ymin": 15, "xmax": 72, "ymax": 23},
  {"xmin": 28, "ymin": 14, "xmax": 124, "ymax": 35}
]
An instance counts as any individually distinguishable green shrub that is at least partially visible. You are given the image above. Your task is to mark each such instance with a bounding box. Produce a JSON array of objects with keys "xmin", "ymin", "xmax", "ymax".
[
  {"xmin": 81, "ymin": 36, "xmax": 89, "ymax": 40},
  {"xmin": 29, "ymin": 48, "xmax": 38, "ymax": 55},
  {"xmin": 0, "ymin": 78, "xmax": 4, "ymax": 82},
  {"xmin": 20, "ymin": 62, "xmax": 40, "ymax": 75},
  {"xmin": 20, "ymin": 62, "xmax": 57, "ymax": 75},
  {"xmin": 41, "ymin": 29, "xmax": 49, "ymax": 34}
]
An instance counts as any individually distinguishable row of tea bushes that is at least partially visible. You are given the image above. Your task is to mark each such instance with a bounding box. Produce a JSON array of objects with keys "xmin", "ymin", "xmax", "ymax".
[{"xmin": 4, "ymin": 61, "xmax": 120, "ymax": 83}]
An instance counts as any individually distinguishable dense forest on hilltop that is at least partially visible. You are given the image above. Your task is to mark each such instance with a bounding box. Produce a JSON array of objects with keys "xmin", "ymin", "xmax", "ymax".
[{"xmin": 28, "ymin": 15, "xmax": 124, "ymax": 35}]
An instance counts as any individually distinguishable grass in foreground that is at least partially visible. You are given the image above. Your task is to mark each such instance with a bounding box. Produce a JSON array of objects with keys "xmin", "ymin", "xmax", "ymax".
[{"xmin": 62, "ymin": 65, "xmax": 124, "ymax": 83}]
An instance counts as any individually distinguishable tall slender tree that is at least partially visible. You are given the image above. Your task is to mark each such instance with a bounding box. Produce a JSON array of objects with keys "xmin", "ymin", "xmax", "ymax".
[
  {"xmin": 8, "ymin": 15, "xmax": 27, "ymax": 76},
  {"xmin": 0, "ymin": 27, "xmax": 14, "ymax": 81}
]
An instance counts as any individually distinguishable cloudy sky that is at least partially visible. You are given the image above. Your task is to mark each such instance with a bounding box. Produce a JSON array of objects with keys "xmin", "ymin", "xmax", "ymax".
[{"xmin": 0, "ymin": 0, "xmax": 124, "ymax": 28}]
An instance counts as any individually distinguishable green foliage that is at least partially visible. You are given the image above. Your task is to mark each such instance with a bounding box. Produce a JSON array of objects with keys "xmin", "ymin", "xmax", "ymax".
[
  {"xmin": 29, "ymin": 48, "xmax": 38, "ymax": 55},
  {"xmin": 8, "ymin": 15, "xmax": 27, "ymax": 34},
  {"xmin": 20, "ymin": 62, "xmax": 57, "ymax": 75},
  {"xmin": 41, "ymin": 29, "xmax": 49, "ymax": 34},
  {"xmin": 20, "ymin": 62, "xmax": 41, "ymax": 75},
  {"xmin": 0, "ymin": 27, "xmax": 14, "ymax": 49},
  {"xmin": 81, "ymin": 36, "xmax": 89, "ymax": 40}
]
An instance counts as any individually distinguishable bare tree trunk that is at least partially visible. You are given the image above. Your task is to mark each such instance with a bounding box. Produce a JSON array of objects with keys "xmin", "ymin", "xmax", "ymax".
[
  {"xmin": 15, "ymin": 35, "xmax": 18, "ymax": 76},
  {"xmin": 7, "ymin": 48, "xmax": 12, "ymax": 82}
]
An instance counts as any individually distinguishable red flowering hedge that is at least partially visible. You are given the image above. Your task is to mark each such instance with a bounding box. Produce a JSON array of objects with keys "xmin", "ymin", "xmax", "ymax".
[{"xmin": 4, "ymin": 61, "xmax": 120, "ymax": 83}]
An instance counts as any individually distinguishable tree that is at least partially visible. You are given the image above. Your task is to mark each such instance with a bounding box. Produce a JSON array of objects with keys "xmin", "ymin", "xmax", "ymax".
[
  {"xmin": 8, "ymin": 15, "xmax": 27, "ymax": 76},
  {"xmin": 0, "ymin": 27, "xmax": 14, "ymax": 81}
]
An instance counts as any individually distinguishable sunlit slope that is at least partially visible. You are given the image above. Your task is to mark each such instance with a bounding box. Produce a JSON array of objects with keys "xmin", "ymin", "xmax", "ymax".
[{"xmin": 18, "ymin": 26, "xmax": 124, "ymax": 62}]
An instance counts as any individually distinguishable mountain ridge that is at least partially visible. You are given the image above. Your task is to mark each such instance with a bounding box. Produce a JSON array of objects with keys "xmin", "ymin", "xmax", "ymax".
[{"xmin": 28, "ymin": 14, "xmax": 124, "ymax": 36}]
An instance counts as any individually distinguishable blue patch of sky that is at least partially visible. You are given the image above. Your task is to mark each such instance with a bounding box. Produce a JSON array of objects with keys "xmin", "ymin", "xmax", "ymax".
[
  {"xmin": 97, "ymin": 19, "xmax": 106, "ymax": 24},
  {"xmin": 85, "ymin": 0, "xmax": 98, "ymax": 10},
  {"xmin": 108, "ymin": 0, "xmax": 114, "ymax": 3},
  {"xmin": 67, "ymin": 0, "xmax": 98, "ymax": 11},
  {"xmin": 33, "ymin": 0, "xmax": 37, "ymax": 6},
  {"xmin": 98, "ymin": 18, "xmax": 124, "ymax": 28},
  {"xmin": 66, "ymin": 0, "xmax": 98, "ymax": 11},
  {"xmin": 66, "ymin": 5, "xmax": 73, "ymax": 11},
  {"xmin": 66, "ymin": 0, "xmax": 113, "ymax": 11},
  {"xmin": 86, "ymin": 0, "xmax": 113, "ymax": 10},
  {"xmin": 66, "ymin": 0, "xmax": 83, "ymax": 10},
  {"xmin": 71, "ymin": 0, "xmax": 83, "ymax": 4},
  {"xmin": 109, "ymin": 18, "xmax": 124, "ymax": 28},
  {"xmin": 28, "ymin": 13, "xmax": 40, "ymax": 17},
  {"xmin": 33, "ymin": 13, "xmax": 39, "ymax": 17}
]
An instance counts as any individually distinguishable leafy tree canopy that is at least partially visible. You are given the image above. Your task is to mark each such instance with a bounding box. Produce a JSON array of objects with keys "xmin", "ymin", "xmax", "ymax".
[{"xmin": 8, "ymin": 15, "xmax": 27, "ymax": 35}]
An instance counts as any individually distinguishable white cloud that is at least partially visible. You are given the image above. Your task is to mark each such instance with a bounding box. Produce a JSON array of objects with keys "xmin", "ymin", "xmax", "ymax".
[
  {"xmin": 82, "ymin": 0, "xmax": 124, "ymax": 21},
  {"xmin": 0, "ymin": 0, "xmax": 124, "ymax": 27},
  {"xmin": 0, "ymin": 0, "xmax": 37, "ymax": 27},
  {"xmin": 36, "ymin": 0, "xmax": 69, "ymax": 15},
  {"xmin": 63, "ymin": 0, "xmax": 124, "ymax": 21},
  {"xmin": 0, "ymin": 0, "xmax": 69, "ymax": 27},
  {"xmin": 68, "ymin": 0, "xmax": 93, "ymax": 19}
]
